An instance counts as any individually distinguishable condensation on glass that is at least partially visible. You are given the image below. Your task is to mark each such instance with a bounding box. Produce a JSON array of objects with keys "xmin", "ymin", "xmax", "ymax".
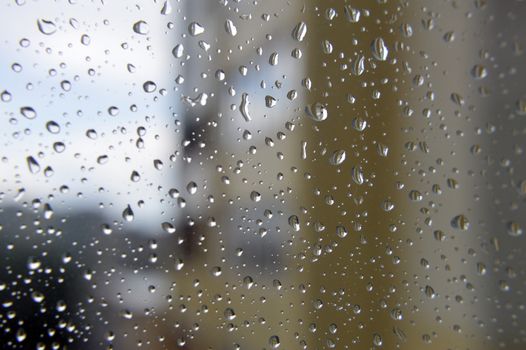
[{"xmin": 0, "ymin": 0, "xmax": 524, "ymax": 349}]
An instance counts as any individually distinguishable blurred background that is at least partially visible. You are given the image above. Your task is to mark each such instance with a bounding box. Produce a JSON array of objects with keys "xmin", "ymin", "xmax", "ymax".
[{"xmin": 0, "ymin": 0, "xmax": 525, "ymax": 349}]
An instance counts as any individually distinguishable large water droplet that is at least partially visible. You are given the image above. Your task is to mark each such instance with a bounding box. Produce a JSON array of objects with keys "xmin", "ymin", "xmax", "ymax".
[
  {"xmin": 161, "ymin": 0, "xmax": 172, "ymax": 15},
  {"xmin": 292, "ymin": 21, "xmax": 307, "ymax": 42},
  {"xmin": 133, "ymin": 20, "xmax": 149, "ymax": 35},
  {"xmin": 306, "ymin": 103, "xmax": 328, "ymax": 122},
  {"xmin": 451, "ymin": 214, "xmax": 470, "ymax": 231},
  {"xmin": 37, "ymin": 19, "xmax": 57, "ymax": 35},
  {"xmin": 240, "ymin": 93, "xmax": 251, "ymax": 121},
  {"xmin": 122, "ymin": 205, "xmax": 134, "ymax": 222},
  {"xmin": 188, "ymin": 22, "xmax": 205, "ymax": 36},
  {"xmin": 20, "ymin": 106, "xmax": 37, "ymax": 120},
  {"xmin": 225, "ymin": 19, "xmax": 237, "ymax": 36},
  {"xmin": 269, "ymin": 335, "xmax": 280, "ymax": 349},
  {"xmin": 371, "ymin": 37, "xmax": 388, "ymax": 61},
  {"xmin": 26, "ymin": 156, "xmax": 40, "ymax": 174},
  {"xmin": 330, "ymin": 150, "xmax": 346, "ymax": 165}
]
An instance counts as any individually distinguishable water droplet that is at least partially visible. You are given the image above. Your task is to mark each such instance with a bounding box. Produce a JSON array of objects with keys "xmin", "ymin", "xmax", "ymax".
[
  {"xmin": 122, "ymin": 205, "xmax": 134, "ymax": 222},
  {"xmin": 133, "ymin": 20, "xmax": 149, "ymax": 35},
  {"xmin": 188, "ymin": 22, "xmax": 205, "ymax": 36},
  {"xmin": 451, "ymin": 214, "xmax": 470, "ymax": 231},
  {"xmin": 371, "ymin": 37, "xmax": 388, "ymax": 61},
  {"xmin": 172, "ymin": 44, "xmax": 184, "ymax": 58},
  {"xmin": 408, "ymin": 190, "xmax": 423, "ymax": 201},
  {"xmin": 37, "ymin": 19, "xmax": 57, "ymax": 35},
  {"xmin": 424, "ymin": 285, "xmax": 436, "ymax": 298},
  {"xmin": 330, "ymin": 150, "xmax": 346, "ymax": 165},
  {"xmin": 344, "ymin": 5, "xmax": 361, "ymax": 23},
  {"xmin": 351, "ymin": 166, "xmax": 364, "ymax": 185},
  {"xmin": 401, "ymin": 23, "xmax": 413, "ymax": 37},
  {"xmin": 27, "ymin": 257, "xmax": 41, "ymax": 270},
  {"xmin": 101, "ymin": 224, "xmax": 112, "ymax": 235},
  {"xmin": 26, "ymin": 156, "xmax": 40, "ymax": 174},
  {"xmin": 336, "ymin": 225, "xmax": 348, "ymax": 238},
  {"xmin": 377, "ymin": 143, "xmax": 389, "ymax": 157},
  {"xmin": 162, "ymin": 222, "xmax": 175, "ymax": 234},
  {"xmin": 471, "ymin": 64, "xmax": 487, "ymax": 79},
  {"xmin": 451, "ymin": 92, "xmax": 465, "ymax": 106},
  {"xmin": 306, "ymin": 103, "xmax": 328, "ymax": 122},
  {"xmin": 161, "ymin": 0, "xmax": 172, "ymax": 15},
  {"xmin": 186, "ymin": 181, "xmax": 197, "ymax": 194},
  {"xmin": 250, "ymin": 191, "xmax": 261, "ymax": 202},
  {"xmin": 288, "ymin": 215, "xmax": 300, "ymax": 232},
  {"xmin": 20, "ymin": 106, "xmax": 37, "ymax": 120},
  {"xmin": 108, "ymin": 106, "xmax": 119, "ymax": 116},
  {"xmin": 143, "ymin": 81, "xmax": 157, "ymax": 93},
  {"xmin": 31, "ymin": 291, "xmax": 45, "ymax": 303},
  {"xmin": 372, "ymin": 333, "xmax": 383, "ymax": 347},
  {"xmin": 175, "ymin": 258, "xmax": 184, "ymax": 270},
  {"xmin": 269, "ymin": 335, "xmax": 280, "ymax": 349},
  {"xmin": 211, "ymin": 266, "xmax": 222, "ymax": 277},
  {"xmin": 516, "ymin": 99, "xmax": 526, "ymax": 115},
  {"xmin": 322, "ymin": 40, "xmax": 333, "ymax": 54},
  {"xmin": 45, "ymin": 120, "xmax": 60, "ymax": 134},
  {"xmin": 444, "ymin": 31, "xmax": 455, "ymax": 42},
  {"xmin": 352, "ymin": 116, "xmax": 367, "ymax": 131},
  {"xmin": 240, "ymin": 93, "xmax": 251, "ymax": 121},
  {"xmin": 243, "ymin": 276, "xmax": 254, "ymax": 289},
  {"xmin": 301, "ymin": 140, "xmax": 308, "ymax": 160},
  {"xmin": 1, "ymin": 90, "xmax": 12, "ymax": 102},
  {"xmin": 224, "ymin": 307, "xmax": 236, "ymax": 320},
  {"xmin": 292, "ymin": 21, "xmax": 307, "ymax": 42},
  {"xmin": 507, "ymin": 221, "xmax": 523, "ymax": 237},
  {"xmin": 80, "ymin": 34, "xmax": 91, "ymax": 45},
  {"xmin": 225, "ymin": 19, "xmax": 237, "ymax": 36},
  {"xmin": 352, "ymin": 55, "xmax": 365, "ymax": 76},
  {"xmin": 269, "ymin": 52, "xmax": 279, "ymax": 66},
  {"xmin": 16, "ymin": 329, "xmax": 26, "ymax": 343},
  {"xmin": 265, "ymin": 95, "xmax": 277, "ymax": 108},
  {"xmin": 130, "ymin": 170, "xmax": 140, "ymax": 182},
  {"xmin": 97, "ymin": 155, "xmax": 109, "ymax": 164}
]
